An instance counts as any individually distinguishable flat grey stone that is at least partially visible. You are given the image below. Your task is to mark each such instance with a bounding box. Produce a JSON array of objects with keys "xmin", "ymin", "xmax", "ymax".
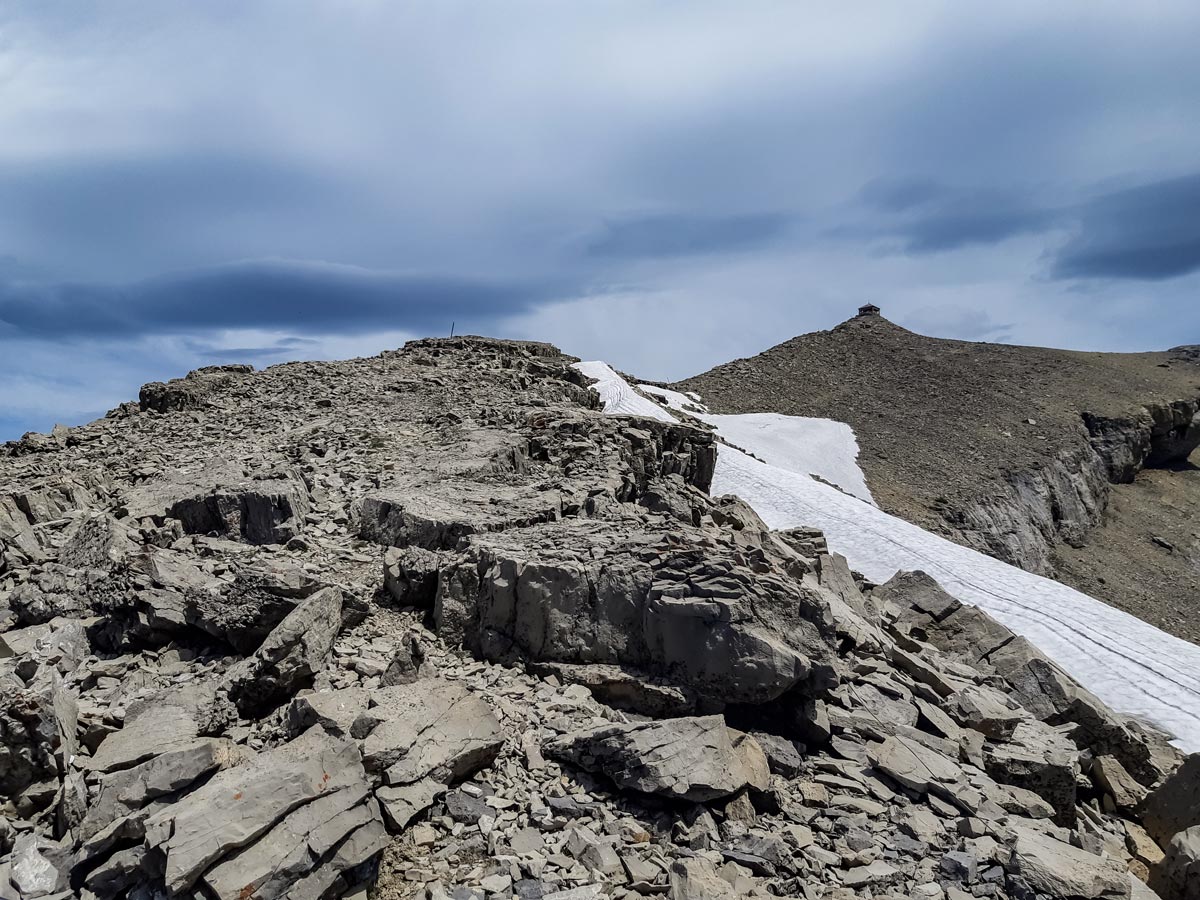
[
  {"xmin": 356, "ymin": 679, "xmax": 503, "ymax": 787},
  {"xmin": 87, "ymin": 703, "xmax": 199, "ymax": 773},
  {"xmin": 1008, "ymin": 826, "xmax": 1129, "ymax": 900},
  {"xmin": 546, "ymin": 715, "xmax": 768, "ymax": 802}
]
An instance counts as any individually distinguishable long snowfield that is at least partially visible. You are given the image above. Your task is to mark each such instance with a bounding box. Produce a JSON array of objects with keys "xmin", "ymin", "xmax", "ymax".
[{"xmin": 575, "ymin": 361, "xmax": 1200, "ymax": 751}]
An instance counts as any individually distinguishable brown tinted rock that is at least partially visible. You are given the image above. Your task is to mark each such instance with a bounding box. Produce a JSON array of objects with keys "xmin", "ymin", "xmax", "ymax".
[{"xmin": 143, "ymin": 727, "xmax": 368, "ymax": 894}]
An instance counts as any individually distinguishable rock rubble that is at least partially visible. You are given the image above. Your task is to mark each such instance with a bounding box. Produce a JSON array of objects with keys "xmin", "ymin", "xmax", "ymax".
[{"xmin": 0, "ymin": 335, "xmax": 1196, "ymax": 900}]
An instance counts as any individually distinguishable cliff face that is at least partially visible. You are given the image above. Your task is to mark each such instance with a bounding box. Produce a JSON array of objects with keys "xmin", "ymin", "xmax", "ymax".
[
  {"xmin": 949, "ymin": 398, "xmax": 1200, "ymax": 575},
  {"xmin": 678, "ymin": 317, "xmax": 1200, "ymax": 640}
]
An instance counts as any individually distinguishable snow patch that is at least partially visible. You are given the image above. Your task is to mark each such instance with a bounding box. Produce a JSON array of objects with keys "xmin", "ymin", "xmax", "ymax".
[
  {"xmin": 574, "ymin": 361, "xmax": 675, "ymax": 423},
  {"xmin": 636, "ymin": 378, "xmax": 874, "ymax": 503}
]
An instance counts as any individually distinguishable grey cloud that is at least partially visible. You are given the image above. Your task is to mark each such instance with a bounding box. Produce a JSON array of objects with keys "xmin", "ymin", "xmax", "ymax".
[
  {"xmin": 0, "ymin": 259, "xmax": 552, "ymax": 339},
  {"xmin": 179, "ymin": 336, "xmax": 321, "ymax": 364},
  {"xmin": 859, "ymin": 178, "xmax": 950, "ymax": 213},
  {"xmin": 899, "ymin": 305, "xmax": 1015, "ymax": 343},
  {"xmin": 586, "ymin": 213, "xmax": 791, "ymax": 259},
  {"xmin": 1052, "ymin": 174, "xmax": 1200, "ymax": 280},
  {"xmin": 849, "ymin": 172, "xmax": 1200, "ymax": 283},
  {"xmin": 850, "ymin": 179, "xmax": 1061, "ymax": 253},
  {"xmin": 0, "ymin": 154, "xmax": 372, "ymax": 280}
]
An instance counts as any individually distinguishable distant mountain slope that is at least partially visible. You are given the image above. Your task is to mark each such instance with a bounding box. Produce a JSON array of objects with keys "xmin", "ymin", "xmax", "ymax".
[{"xmin": 676, "ymin": 311, "xmax": 1200, "ymax": 641}]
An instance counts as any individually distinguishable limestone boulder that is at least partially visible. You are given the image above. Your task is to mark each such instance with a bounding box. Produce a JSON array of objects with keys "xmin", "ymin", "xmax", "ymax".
[{"xmin": 1008, "ymin": 826, "xmax": 1131, "ymax": 900}]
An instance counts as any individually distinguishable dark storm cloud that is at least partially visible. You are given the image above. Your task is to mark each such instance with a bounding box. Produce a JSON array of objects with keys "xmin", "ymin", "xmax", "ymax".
[
  {"xmin": 0, "ymin": 260, "xmax": 549, "ymax": 339},
  {"xmin": 0, "ymin": 154, "xmax": 378, "ymax": 281},
  {"xmin": 850, "ymin": 179, "xmax": 1061, "ymax": 253},
  {"xmin": 852, "ymin": 172, "xmax": 1200, "ymax": 282},
  {"xmin": 586, "ymin": 213, "xmax": 791, "ymax": 259},
  {"xmin": 859, "ymin": 178, "xmax": 950, "ymax": 213},
  {"xmin": 1052, "ymin": 174, "xmax": 1200, "ymax": 281},
  {"xmin": 179, "ymin": 335, "xmax": 321, "ymax": 363}
]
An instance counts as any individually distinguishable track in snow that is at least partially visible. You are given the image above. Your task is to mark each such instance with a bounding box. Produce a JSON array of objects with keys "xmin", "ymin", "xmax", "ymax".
[{"xmin": 576, "ymin": 361, "xmax": 1200, "ymax": 750}]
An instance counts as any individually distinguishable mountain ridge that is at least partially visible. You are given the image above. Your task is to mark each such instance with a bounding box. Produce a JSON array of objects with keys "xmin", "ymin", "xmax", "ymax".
[{"xmin": 677, "ymin": 312, "xmax": 1200, "ymax": 641}]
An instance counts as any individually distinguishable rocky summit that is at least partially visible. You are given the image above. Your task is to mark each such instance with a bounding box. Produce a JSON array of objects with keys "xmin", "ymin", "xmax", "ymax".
[{"xmin": 2, "ymin": 335, "xmax": 1200, "ymax": 900}]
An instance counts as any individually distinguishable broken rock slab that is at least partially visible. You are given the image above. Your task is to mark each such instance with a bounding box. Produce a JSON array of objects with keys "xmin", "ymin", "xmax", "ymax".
[
  {"xmin": 169, "ymin": 473, "xmax": 311, "ymax": 545},
  {"xmin": 121, "ymin": 457, "xmax": 310, "ymax": 545},
  {"xmin": 287, "ymin": 687, "xmax": 368, "ymax": 739},
  {"xmin": 355, "ymin": 677, "xmax": 503, "ymax": 823},
  {"xmin": 668, "ymin": 856, "xmax": 739, "ymax": 900},
  {"xmin": 1093, "ymin": 755, "xmax": 1148, "ymax": 812},
  {"xmin": 527, "ymin": 661, "xmax": 698, "ymax": 717},
  {"xmin": 223, "ymin": 585, "xmax": 343, "ymax": 716},
  {"xmin": 983, "ymin": 722, "xmax": 1080, "ymax": 827},
  {"xmin": 881, "ymin": 568, "xmax": 1168, "ymax": 787},
  {"xmin": 200, "ymin": 785, "xmax": 385, "ymax": 900},
  {"xmin": 7, "ymin": 832, "xmax": 69, "ymax": 899},
  {"xmin": 80, "ymin": 738, "xmax": 242, "ymax": 840},
  {"xmin": 376, "ymin": 778, "xmax": 445, "ymax": 832},
  {"xmin": 435, "ymin": 518, "xmax": 834, "ymax": 710},
  {"xmin": 86, "ymin": 703, "xmax": 199, "ymax": 773},
  {"xmin": 546, "ymin": 715, "xmax": 769, "ymax": 803},
  {"xmin": 142, "ymin": 726, "xmax": 373, "ymax": 895},
  {"xmin": 357, "ymin": 479, "xmax": 561, "ymax": 550},
  {"xmin": 869, "ymin": 734, "xmax": 965, "ymax": 798}
]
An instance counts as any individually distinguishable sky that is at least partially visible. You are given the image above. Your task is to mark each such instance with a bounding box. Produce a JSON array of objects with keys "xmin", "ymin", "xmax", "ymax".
[{"xmin": 2, "ymin": 2, "xmax": 1200, "ymax": 439}]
